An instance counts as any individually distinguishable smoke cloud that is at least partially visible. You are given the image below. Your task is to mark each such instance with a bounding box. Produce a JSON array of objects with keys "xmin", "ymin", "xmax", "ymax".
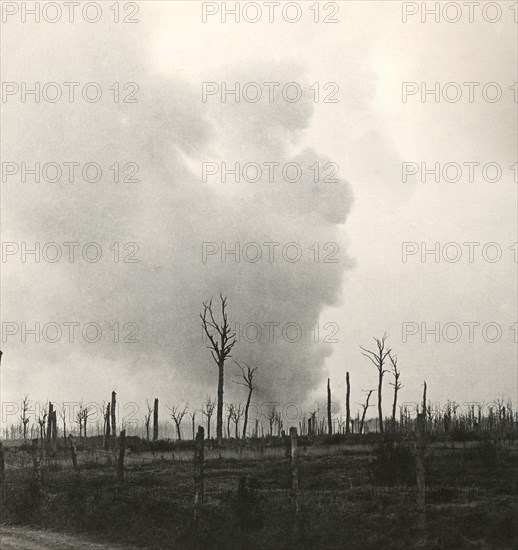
[{"xmin": 1, "ymin": 20, "xmax": 353, "ymax": 410}]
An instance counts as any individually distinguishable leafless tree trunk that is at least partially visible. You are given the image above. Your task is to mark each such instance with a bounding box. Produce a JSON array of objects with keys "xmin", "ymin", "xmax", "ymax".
[
  {"xmin": 226, "ymin": 403, "xmax": 235, "ymax": 438},
  {"xmin": 153, "ymin": 398, "xmax": 159, "ymax": 441},
  {"xmin": 359, "ymin": 390, "xmax": 374, "ymax": 435},
  {"xmin": 111, "ymin": 391, "xmax": 117, "ymax": 441},
  {"xmin": 190, "ymin": 411, "xmax": 197, "ymax": 440},
  {"xmin": 422, "ymin": 381, "xmax": 427, "ymax": 431},
  {"xmin": 58, "ymin": 403, "xmax": 67, "ymax": 443},
  {"xmin": 168, "ymin": 403, "xmax": 189, "ymax": 440},
  {"xmin": 104, "ymin": 403, "xmax": 111, "ymax": 450},
  {"xmin": 200, "ymin": 295, "xmax": 237, "ymax": 445},
  {"xmin": 202, "ymin": 395, "xmax": 215, "ymax": 439},
  {"xmin": 233, "ymin": 360, "xmax": 258, "ymax": 438},
  {"xmin": 21, "ymin": 395, "xmax": 31, "ymax": 440},
  {"xmin": 389, "ymin": 353, "xmax": 403, "ymax": 432},
  {"xmin": 360, "ymin": 334, "xmax": 391, "ymax": 434},
  {"xmin": 345, "ymin": 372, "xmax": 351, "ymax": 434},
  {"xmin": 145, "ymin": 401, "xmax": 152, "ymax": 441},
  {"xmin": 327, "ymin": 378, "xmax": 332, "ymax": 435}
]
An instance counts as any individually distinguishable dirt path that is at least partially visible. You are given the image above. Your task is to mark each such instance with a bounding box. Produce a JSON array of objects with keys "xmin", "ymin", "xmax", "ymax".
[{"xmin": 0, "ymin": 526, "xmax": 136, "ymax": 549}]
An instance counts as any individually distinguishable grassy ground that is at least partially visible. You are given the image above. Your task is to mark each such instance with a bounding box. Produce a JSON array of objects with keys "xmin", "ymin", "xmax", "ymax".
[{"xmin": 1, "ymin": 437, "xmax": 517, "ymax": 549}]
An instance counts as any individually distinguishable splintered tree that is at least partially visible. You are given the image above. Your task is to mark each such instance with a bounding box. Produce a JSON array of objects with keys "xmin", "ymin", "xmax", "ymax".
[
  {"xmin": 144, "ymin": 401, "xmax": 153, "ymax": 441},
  {"xmin": 358, "ymin": 389, "xmax": 375, "ymax": 435},
  {"xmin": 389, "ymin": 353, "xmax": 403, "ymax": 432},
  {"xmin": 233, "ymin": 360, "xmax": 258, "ymax": 438},
  {"xmin": 202, "ymin": 395, "xmax": 216, "ymax": 439},
  {"xmin": 21, "ymin": 395, "xmax": 31, "ymax": 439},
  {"xmin": 200, "ymin": 295, "xmax": 237, "ymax": 445},
  {"xmin": 360, "ymin": 334, "xmax": 391, "ymax": 434},
  {"xmin": 168, "ymin": 403, "xmax": 189, "ymax": 440},
  {"xmin": 58, "ymin": 403, "xmax": 67, "ymax": 442},
  {"xmin": 327, "ymin": 378, "xmax": 333, "ymax": 435}
]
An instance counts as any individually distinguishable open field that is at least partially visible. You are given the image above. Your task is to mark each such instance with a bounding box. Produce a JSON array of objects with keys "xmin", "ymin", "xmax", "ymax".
[{"xmin": 1, "ymin": 435, "xmax": 517, "ymax": 549}]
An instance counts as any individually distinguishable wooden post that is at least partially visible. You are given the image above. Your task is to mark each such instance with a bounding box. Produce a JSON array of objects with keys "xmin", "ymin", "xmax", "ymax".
[
  {"xmin": 194, "ymin": 426, "xmax": 205, "ymax": 519},
  {"xmin": 416, "ymin": 413, "xmax": 426, "ymax": 535},
  {"xmin": 345, "ymin": 372, "xmax": 351, "ymax": 434},
  {"xmin": 117, "ymin": 429, "xmax": 126, "ymax": 481},
  {"xmin": 327, "ymin": 379, "xmax": 332, "ymax": 435},
  {"xmin": 153, "ymin": 398, "xmax": 159, "ymax": 441}
]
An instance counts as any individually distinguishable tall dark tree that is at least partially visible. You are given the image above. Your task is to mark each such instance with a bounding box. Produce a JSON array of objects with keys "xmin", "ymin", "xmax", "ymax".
[
  {"xmin": 360, "ymin": 334, "xmax": 391, "ymax": 434},
  {"xmin": 200, "ymin": 295, "xmax": 237, "ymax": 445}
]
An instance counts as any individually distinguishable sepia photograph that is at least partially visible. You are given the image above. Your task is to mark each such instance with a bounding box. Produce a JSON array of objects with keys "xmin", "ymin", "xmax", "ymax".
[{"xmin": 0, "ymin": 1, "xmax": 517, "ymax": 548}]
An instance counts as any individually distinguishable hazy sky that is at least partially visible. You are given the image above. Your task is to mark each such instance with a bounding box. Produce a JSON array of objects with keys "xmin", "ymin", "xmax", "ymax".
[{"xmin": 1, "ymin": 1, "xmax": 516, "ymax": 428}]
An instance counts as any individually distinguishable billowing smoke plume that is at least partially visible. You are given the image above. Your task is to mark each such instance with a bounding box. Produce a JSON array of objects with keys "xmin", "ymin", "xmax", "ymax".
[{"xmin": 1, "ymin": 19, "xmax": 353, "ymax": 409}]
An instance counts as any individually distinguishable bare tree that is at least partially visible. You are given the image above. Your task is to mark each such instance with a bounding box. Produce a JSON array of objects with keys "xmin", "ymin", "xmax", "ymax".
[
  {"xmin": 360, "ymin": 334, "xmax": 391, "ymax": 434},
  {"xmin": 389, "ymin": 353, "xmax": 403, "ymax": 432},
  {"xmin": 233, "ymin": 360, "xmax": 258, "ymax": 438},
  {"xmin": 358, "ymin": 390, "xmax": 374, "ymax": 435},
  {"xmin": 82, "ymin": 405, "xmax": 91, "ymax": 439},
  {"xmin": 144, "ymin": 401, "xmax": 153, "ymax": 441},
  {"xmin": 202, "ymin": 395, "xmax": 216, "ymax": 439},
  {"xmin": 38, "ymin": 404, "xmax": 48, "ymax": 445},
  {"xmin": 226, "ymin": 403, "xmax": 235, "ymax": 439},
  {"xmin": 229, "ymin": 403, "xmax": 244, "ymax": 439},
  {"xmin": 168, "ymin": 403, "xmax": 189, "ymax": 440},
  {"xmin": 267, "ymin": 405, "xmax": 277, "ymax": 436},
  {"xmin": 200, "ymin": 295, "xmax": 237, "ymax": 445},
  {"xmin": 75, "ymin": 403, "xmax": 83, "ymax": 438},
  {"xmin": 20, "ymin": 395, "xmax": 31, "ymax": 439}
]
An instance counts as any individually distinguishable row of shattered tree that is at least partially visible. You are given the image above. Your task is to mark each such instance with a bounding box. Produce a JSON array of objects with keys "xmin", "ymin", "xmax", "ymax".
[{"xmin": 1, "ymin": 297, "xmax": 517, "ymax": 446}]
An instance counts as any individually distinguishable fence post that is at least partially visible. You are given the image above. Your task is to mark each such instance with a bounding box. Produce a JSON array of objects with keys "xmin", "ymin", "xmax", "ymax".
[
  {"xmin": 117, "ymin": 429, "xmax": 126, "ymax": 481},
  {"xmin": 416, "ymin": 413, "xmax": 426, "ymax": 536}
]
